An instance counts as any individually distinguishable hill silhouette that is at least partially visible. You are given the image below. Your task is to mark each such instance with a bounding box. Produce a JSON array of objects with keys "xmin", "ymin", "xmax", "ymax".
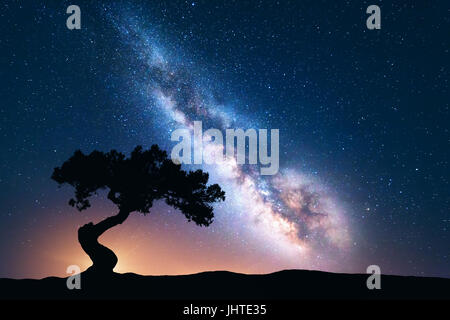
[{"xmin": 1, "ymin": 269, "xmax": 449, "ymax": 300}]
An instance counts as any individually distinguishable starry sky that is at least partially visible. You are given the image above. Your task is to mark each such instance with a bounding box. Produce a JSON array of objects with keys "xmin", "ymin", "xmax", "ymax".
[{"xmin": 0, "ymin": 1, "xmax": 449, "ymax": 279}]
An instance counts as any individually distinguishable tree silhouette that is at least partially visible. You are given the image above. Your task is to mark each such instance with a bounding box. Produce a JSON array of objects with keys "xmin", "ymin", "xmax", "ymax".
[{"xmin": 52, "ymin": 145, "xmax": 225, "ymax": 274}]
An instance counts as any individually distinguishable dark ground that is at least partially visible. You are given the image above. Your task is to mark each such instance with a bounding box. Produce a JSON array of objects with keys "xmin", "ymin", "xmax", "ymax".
[{"xmin": 0, "ymin": 270, "xmax": 449, "ymax": 300}]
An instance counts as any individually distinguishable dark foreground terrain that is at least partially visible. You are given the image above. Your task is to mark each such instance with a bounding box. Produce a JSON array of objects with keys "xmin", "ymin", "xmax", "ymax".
[{"xmin": 0, "ymin": 269, "xmax": 449, "ymax": 300}]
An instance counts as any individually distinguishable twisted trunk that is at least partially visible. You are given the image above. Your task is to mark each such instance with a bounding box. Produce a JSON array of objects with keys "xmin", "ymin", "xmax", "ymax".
[{"xmin": 78, "ymin": 209, "xmax": 130, "ymax": 274}]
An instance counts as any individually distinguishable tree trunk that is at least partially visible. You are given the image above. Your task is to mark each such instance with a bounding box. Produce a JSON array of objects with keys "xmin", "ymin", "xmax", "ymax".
[{"xmin": 78, "ymin": 209, "xmax": 130, "ymax": 274}]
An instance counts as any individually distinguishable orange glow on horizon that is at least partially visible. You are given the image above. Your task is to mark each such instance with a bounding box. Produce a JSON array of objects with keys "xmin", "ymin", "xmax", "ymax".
[{"xmin": 9, "ymin": 206, "xmax": 308, "ymax": 279}]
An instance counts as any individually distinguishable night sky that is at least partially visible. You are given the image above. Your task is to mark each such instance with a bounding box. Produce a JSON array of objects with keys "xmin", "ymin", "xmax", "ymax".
[{"xmin": 0, "ymin": 1, "xmax": 449, "ymax": 279}]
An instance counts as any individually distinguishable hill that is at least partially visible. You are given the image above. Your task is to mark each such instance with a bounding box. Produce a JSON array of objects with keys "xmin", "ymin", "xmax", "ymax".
[{"xmin": 0, "ymin": 269, "xmax": 449, "ymax": 300}]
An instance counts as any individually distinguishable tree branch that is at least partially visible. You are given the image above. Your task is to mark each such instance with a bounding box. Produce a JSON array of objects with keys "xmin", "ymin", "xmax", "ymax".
[{"xmin": 93, "ymin": 209, "xmax": 131, "ymax": 238}]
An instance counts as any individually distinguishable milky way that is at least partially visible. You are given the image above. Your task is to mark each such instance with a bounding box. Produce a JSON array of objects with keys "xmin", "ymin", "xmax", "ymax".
[{"xmin": 109, "ymin": 13, "xmax": 352, "ymax": 269}]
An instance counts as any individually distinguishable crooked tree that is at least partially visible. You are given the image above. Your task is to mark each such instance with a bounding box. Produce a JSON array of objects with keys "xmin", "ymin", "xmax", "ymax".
[{"xmin": 52, "ymin": 145, "xmax": 225, "ymax": 274}]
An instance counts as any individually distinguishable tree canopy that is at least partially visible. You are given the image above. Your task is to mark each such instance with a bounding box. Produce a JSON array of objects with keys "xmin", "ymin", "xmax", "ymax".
[{"xmin": 52, "ymin": 145, "xmax": 225, "ymax": 226}]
